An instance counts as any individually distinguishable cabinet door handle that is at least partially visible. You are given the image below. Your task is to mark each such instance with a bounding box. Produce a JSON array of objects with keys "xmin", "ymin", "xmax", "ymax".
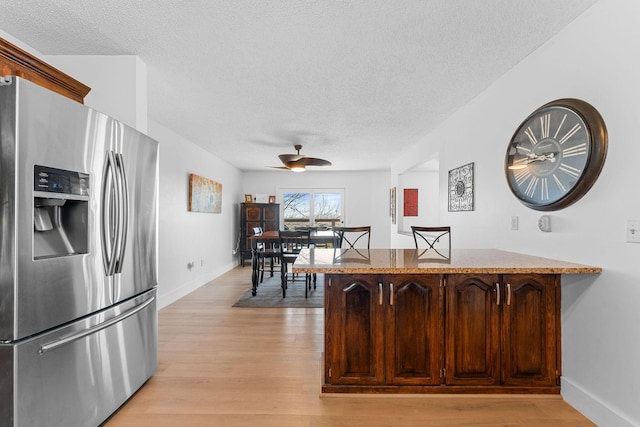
[
  {"xmin": 343, "ymin": 283, "xmax": 359, "ymax": 293},
  {"xmin": 389, "ymin": 283, "xmax": 394, "ymax": 306},
  {"xmin": 378, "ymin": 282, "xmax": 383, "ymax": 305},
  {"xmin": 506, "ymin": 282, "xmax": 512, "ymax": 306},
  {"xmin": 495, "ymin": 282, "xmax": 501, "ymax": 305}
]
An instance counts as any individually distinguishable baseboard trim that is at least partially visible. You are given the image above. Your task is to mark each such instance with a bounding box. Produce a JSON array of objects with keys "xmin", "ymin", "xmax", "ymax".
[
  {"xmin": 562, "ymin": 377, "xmax": 637, "ymax": 427},
  {"xmin": 157, "ymin": 262, "xmax": 236, "ymax": 309}
]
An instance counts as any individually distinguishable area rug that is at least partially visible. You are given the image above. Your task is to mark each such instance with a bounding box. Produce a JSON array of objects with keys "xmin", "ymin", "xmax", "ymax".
[{"xmin": 233, "ymin": 273, "xmax": 324, "ymax": 308}]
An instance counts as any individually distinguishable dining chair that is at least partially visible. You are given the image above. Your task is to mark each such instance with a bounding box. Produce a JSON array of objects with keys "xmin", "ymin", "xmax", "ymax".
[
  {"xmin": 411, "ymin": 226, "xmax": 451, "ymax": 259},
  {"xmin": 332, "ymin": 226, "xmax": 371, "ymax": 265},
  {"xmin": 333, "ymin": 226, "xmax": 371, "ymax": 249},
  {"xmin": 278, "ymin": 229, "xmax": 312, "ymax": 298},
  {"xmin": 253, "ymin": 227, "xmax": 278, "ymax": 283}
]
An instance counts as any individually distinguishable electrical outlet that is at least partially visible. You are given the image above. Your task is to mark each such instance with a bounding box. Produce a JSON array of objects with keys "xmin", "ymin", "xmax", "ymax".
[
  {"xmin": 626, "ymin": 220, "xmax": 640, "ymax": 243},
  {"xmin": 511, "ymin": 216, "xmax": 519, "ymax": 231}
]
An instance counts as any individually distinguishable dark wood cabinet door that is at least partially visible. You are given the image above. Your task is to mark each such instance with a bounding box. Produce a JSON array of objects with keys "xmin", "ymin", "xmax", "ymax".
[
  {"xmin": 325, "ymin": 274, "xmax": 385, "ymax": 385},
  {"xmin": 262, "ymin": 204, "xmax": 279, "ymax": 232},
  {"xmin": 501, "ymin": 274, "xmax": 557, "ymax": 387},
  {"xmin": 445, "ymin": 274, "xmax": 501, "ymax": 386},
  {"xmin": 385, "ymin": 275, "xmax": 443, "ymax": 385}
]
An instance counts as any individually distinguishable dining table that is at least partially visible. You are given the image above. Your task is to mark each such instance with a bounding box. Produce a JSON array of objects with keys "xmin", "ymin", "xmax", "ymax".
[{"xmin": 248, "ymin": 229, "xmax": 337, "ymax": 296}]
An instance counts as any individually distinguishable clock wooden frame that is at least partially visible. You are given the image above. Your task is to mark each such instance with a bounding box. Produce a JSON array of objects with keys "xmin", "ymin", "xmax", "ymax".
[{"xmin": 505, "ymin": 98, "xmax": 607, "ymax": 211}]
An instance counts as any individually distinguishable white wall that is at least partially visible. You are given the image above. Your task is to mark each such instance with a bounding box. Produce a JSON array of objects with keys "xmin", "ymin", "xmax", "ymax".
[
  {"xmin": 148, "ymin": 121, "xmax": 243, "ymax": 308},
  {"xmin": 46, "ymin": 55, "xmax": 148, "ymax": 132},
  {"xmin": 392, "ymin": 0, "xmax": 640, "ymax": 425},
  {"xmin": 243, "ymin": 170, "xmax": 391, "ymax": 248}
]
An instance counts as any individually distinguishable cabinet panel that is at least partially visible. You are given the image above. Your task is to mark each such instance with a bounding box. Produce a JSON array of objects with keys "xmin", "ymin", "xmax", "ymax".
[
  {"xmin": 246, "ymin": 222, "xmax": 261, "ymax": 237},
  {"xmin": 246, "ymin": 207, "xmax": 261, "ymax": 221},
  {"xmin": 325, "ymin": 275, "xmax": 384, "ymax": 385},
  {"xmin": 502, "ymin": 274, "xmax": 557, "ymax": 387},
  {"xmin": 263, "ymin": 206, "xmax": 278, "ymax": 221},
  {"xmin": 386, "ymin": 275, "xmax": 443, "ymax": 385},
  {"xmin": 446, "ymin": 275, "xmax": 500, "ymax": 386}
]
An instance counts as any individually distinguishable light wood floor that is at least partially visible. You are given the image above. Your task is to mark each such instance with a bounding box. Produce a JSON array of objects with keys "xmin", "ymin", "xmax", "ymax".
[{"xmin": 104, "ymin": 266, "xmax": 595, "ymax": 427}]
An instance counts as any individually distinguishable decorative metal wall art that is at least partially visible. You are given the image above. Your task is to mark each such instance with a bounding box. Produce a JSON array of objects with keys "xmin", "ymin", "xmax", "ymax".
[{"xmin": 448, "ymin": 162, "xmax": 474, "ymax": 212}]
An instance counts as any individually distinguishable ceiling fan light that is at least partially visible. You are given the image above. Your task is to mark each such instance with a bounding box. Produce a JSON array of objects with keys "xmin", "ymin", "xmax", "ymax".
[{"xmin": 290, "ymin": 165, "xmax": 306, "ymax": 172}]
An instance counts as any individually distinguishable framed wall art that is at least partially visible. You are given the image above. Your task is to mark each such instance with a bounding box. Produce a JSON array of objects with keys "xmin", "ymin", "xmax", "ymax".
[
  {"xmin": 390, "ymin": 187, "xmax": 396, "ymax": 224},
  {"xmin": 244, "ymin": 194, "xmax": 253, "ymax": 203},
  {"xmin": 188, "ymin": 173, "xmax": 222, "ymax": 213},
  {"xmin": 448, "ymin": 162, "xmax": 474, "ymax": 212},
  {"xmin": 403, "ymin": 188, "xmax": 418, "ymax": 216}
]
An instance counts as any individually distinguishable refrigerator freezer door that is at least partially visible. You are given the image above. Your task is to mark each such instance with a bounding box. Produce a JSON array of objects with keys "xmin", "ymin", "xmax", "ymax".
[
  {"xmin": 0, "ymin": 289, "xmax": 157, "ymax": 427},
  {"xmin": 111, "ymin": 120, "xmax": 159, "ymax": 303}
]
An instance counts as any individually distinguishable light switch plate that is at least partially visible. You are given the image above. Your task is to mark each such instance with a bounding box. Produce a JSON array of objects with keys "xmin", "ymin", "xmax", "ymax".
[
  {"xmin": 626, "ymin": 220, "xmax": 640, "ymax": 243},
  {"xmin": 511, "ymin": 216, "xmax": 519, "ymax": 231}
]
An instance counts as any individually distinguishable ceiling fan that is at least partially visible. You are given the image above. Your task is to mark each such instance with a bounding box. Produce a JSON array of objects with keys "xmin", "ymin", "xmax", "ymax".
[{"xmin": 274, "ymin": 144, "xmax": 332, "ymax": 172}]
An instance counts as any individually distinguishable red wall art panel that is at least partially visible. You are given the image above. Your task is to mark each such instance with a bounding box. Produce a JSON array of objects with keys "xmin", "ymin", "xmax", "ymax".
[{"xmin": 403, "ymin": 188, "xmax": 418, "ymax": 217}]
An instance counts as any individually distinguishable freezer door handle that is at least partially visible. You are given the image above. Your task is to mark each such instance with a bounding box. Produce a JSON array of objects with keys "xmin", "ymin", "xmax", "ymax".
[
  {"xmin": 39, "ymin": 296, "xmax": 155, "ymax": 354},
  {"xmin": 114, "ymin": 152, "xmax": 129, "ymax": 274},
  {"xmin": 102, "ymin": 149, "xmax": 129, "ymax": 276},
  {"xmin": 102, "ymin": 150, "xmax": 119, "ymax": 276}
]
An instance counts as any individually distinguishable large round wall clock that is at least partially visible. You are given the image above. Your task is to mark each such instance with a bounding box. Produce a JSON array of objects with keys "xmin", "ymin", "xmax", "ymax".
[{"xmin": 505, "ymin": 98, "xmax": 607, "ymax": 211}]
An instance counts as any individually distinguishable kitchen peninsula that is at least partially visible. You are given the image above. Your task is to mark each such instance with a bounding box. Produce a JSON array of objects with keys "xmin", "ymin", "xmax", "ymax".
[{"xmin": 293, "ymin": 248, "xmax": 601, "ymax": 394}]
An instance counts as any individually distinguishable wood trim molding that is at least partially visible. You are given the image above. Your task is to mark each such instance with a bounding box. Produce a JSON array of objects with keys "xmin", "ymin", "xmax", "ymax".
[{"xmin": 0, "ymin": 37, "xmax": 90, "ymax": 103}]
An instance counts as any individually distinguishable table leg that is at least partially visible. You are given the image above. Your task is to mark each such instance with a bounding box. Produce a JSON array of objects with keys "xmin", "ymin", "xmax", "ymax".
[{"xmin": 251, "ymin": 248, "xmax": 258, "ymax": 296}]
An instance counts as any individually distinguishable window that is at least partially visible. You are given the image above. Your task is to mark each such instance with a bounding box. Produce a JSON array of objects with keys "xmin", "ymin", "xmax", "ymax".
[{"xmin": 279, "ymin": 188, "xmax": 344, "ymax": 229}]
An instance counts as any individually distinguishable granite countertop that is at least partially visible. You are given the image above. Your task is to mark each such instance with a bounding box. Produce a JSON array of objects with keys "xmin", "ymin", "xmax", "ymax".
[{"xmin": 292, "ymin": 248, "xmax": 601, "ymax": 274}]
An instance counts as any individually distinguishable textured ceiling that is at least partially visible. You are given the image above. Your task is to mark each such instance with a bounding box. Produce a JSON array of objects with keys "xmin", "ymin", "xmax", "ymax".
[{"xmin": 0, "ymin": 0, "xmax": 597, "ymax": 171}]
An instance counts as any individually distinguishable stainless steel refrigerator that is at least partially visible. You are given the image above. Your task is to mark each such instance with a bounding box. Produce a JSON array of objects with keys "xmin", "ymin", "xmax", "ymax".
[{"xmin": 0, "ymin": 76, "xmax": 158, "ymax": 426}]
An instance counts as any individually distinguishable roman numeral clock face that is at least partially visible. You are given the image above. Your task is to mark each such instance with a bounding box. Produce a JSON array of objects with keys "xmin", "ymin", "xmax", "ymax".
[{"xmin": 505, "ymin": 99, "xmax": 607, "ymax": 211}]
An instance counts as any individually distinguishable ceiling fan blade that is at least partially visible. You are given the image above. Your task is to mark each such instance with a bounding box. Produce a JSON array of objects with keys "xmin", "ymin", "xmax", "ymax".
[
  {"xmin": 268, "ymin": 166, "xmax": 291, "ymax": 170},
  {"xmin": 278, "ymin": 153, "xmax": 303, "ymax": 163},
  {"xmin": 298, "ymin": 157, "xmax": 332, "ymax": 167}
]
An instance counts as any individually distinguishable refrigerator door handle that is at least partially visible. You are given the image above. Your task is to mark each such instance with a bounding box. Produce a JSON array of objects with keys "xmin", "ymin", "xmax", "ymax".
[
  {"xmin": 101, "ymin": 150, "xmax": 120, "ymax": 276},
  {"xmin": 114, "ymin": 152, "xmax": 129, "ymax": 274},
  {"xmin": 39, "ymin": 296, "xmax": 155, "ymax": 354}
]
